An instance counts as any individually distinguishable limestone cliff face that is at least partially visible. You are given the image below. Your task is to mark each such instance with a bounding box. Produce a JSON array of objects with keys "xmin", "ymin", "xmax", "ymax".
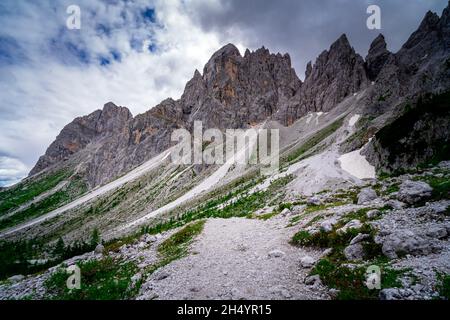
[
  {"xmin": 363, "ymin": 91, "xmax": 450, "ymax": 173},
  {"xmin": 274, "ymin": 34, "xmax": 369, "ymax": 125},
  {"xmin": 180, "ymin": 44, "xmax": 301, "ymax": 130},
  {"xmin": 30, "ymin": 103, "xmax": 132, "ymax": 177}
]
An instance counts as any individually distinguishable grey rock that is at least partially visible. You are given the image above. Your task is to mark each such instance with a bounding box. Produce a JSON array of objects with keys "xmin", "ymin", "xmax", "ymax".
[
  {"xmin": 268, "ymin": 250, "xmax": 285, "ymax": 258},
  {"xmin": 144, "ymin": 235, "xmax": 158, "ymax": 243},
  {"xmin": 379, "ymin": 288, "xmax": 403, "ymax": 300},
  {"xmin": 397, "ymin": 180, "xmax": 433, "ymax": 204},
  {"xmin": 366, "ymin": 209, "xmax": 381, "ymax": 219},
  {"xmin": 365, "ymin": 34, "xmax": 393, "ymax": 80},
  {"xmin": 8, "ymin": 275, "xmax": 25, "ymax": 283},
  {"xmin": 350, "ymin": 233, "xmax": 370, "ymax": 245},
  {"xmin": 300, "ymin": 255, "xmax": 316, "ymax": 268},
  {"xmin": 357, "ymin": 188, "xmax": 378, "ymax": 204},
  {"xmin": 276, "ymin": 34, "xmax": 368, "ymax": 125},
  {"xmin": 154, "ymin": 270, "xmax": 170, "ymax": 281},
  {"xmin": 381, "ymin": 230, "xmax": 434, "ymax": 259},
  {"xmin": 94, "ymin": 244, "xmax": 104, "ymax": 254},
  {"xmin": 307, "ymin": 196, "xmax": 322, "ymax": 206},
  {"xmin": 130, "ymin": 273, "xmax": 142, "ymax": 288},
  {"xmin": 438, "ymin": 161, "xmax": 450, "ymax": 169},
  {"xmin": 386, "ymin": 199, "xmax": 406, "ymax": 210},
  {"xmin": 304, "ymin": 275, "xmax": 321, "ymax": 286},
  {"xmin": 425, "ymin": 226, "xmax": 447, "ymax": 239},
  {"xmin": 320, "ymin": 248, "xmax": 334, "ymax": 258},
  {"xmin": 137, "ymin": 242, "xmax": 147, "ymax": 249},
  {"xmin": 320, "ymin": 218, "xmax": 338, "ymax": 232},
  {"xmin": 328, "ymin": 288, "xmax": 340, "ymax": 299},
  {"xmin": 344, "ymin": 243, "xmax": 365, "ymax": 261}
]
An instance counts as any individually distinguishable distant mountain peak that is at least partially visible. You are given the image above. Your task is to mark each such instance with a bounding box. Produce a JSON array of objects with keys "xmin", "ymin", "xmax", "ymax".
[{"xmin": 365, "ymin": 33, "xmax": 392, "ymax": 80}]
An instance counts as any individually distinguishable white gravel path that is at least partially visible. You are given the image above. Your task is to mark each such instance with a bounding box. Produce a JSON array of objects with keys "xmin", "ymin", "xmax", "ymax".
[{"xmin": 137, "ymin": 217, "xmax": 329, "ymax": 300}]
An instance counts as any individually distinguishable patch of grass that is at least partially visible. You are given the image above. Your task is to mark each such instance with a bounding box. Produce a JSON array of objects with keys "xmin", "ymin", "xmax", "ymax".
[
  {"xmin": 339, "ymin": 208, "xmax": 373, "ymax": 225},
  {"xmin": 252, "ymin": 211, "xmax": 278, "ymax": 221},
  {"xmin": 304, "ymin": 214, "xmax": 323, "ymax": 227},
  {"xmin": 291, "ymin": 227, "xmax": 362, "ymax": 248},
  {"xmin": 277, "ymin": 202, "xmax": 293, "ymax": 211},
  {"xmin": 385, "ymin": 184, "xmax": 400, "ymax": 194},
  {"xmin": 157, "ymin": 220, "xmax": 205, "ymax": 263},
  {"xmin": 288, "ymin": 214, "xmax": 305, "ymax": 225},
  {"xmin": 44, "ymin": 257, "xmax": 139, "ymax": 300},
  {"xmin": 304, "ymin": 201, "xmax": 348, "ymax": 214}
]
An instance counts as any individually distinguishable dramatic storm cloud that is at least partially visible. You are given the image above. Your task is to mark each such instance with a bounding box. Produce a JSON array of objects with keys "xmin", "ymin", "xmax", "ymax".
[
  {"xmin": 189, "ymin": 0, "xmax": 448, "ymax": 76},
  {"xmin": 0, "ymin": 0, "xmax": 447, "ymax": 186}
]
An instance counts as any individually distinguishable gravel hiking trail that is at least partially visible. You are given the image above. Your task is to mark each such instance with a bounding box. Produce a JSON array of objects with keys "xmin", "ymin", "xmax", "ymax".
[{"xmin": 138, "ymin": 216, "xmax": 330, "ymax": 300}]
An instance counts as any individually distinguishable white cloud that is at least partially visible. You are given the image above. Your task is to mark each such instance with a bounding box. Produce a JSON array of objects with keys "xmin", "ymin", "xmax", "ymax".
[
  {"xmin": 0, "ymin": 156, "xmax": 29, "ymax": 187},
  {"xmin": 0, "ymin": 0, "xmax": 243, "ymax": 182}
]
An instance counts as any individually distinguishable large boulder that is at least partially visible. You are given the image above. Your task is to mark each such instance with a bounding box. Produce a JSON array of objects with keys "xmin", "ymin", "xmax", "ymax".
[
  {"xmin": 397, "ymin": 180, "xmax": 432, "ymax": 204},
  {"xmin": 344, "ymin": 243, "xmax": 365, "ymax": 261},
  {"xmin": 380, "ymin": 230, "xmax": 435, "ymax": 259},
  {"xmin": 357, "ymin": 188, "xmax": 378, "ymax": 204}
]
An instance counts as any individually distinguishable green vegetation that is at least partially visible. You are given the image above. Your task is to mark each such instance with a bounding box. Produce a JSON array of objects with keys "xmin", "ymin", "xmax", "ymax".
[
  {"xmin": 311, "ymin": 258, "xmax": 407, "ymax": 300},
  {"xmin": 420, "ymin": 175, "xmax": 450, "ymax": 201},
  {"xmin": 0, "ymin": 229, "xmax": 102, "ymax": 280},
  {"xmin": 283, "ymin": 117, "xmax": 345, "ymax": 165},
  {"xmin": 44, "ymin": 257, "xmax": 139, "ymax": 300},
  {"xmin": 0, "ymin": 174, "xmax": 88, "ymax": 231},
  {"xmin": 436, "ymin": 273, "xmax": 450, "ymax": 299},
  {"xmin": 158, "ymin": 220, "xmax": 205, "ymax": 263},
  {"xmin": 0, "ymin": 169, "xmax": 71, "ymax": 215},
  {"xmin": 290, "ymin": 208, "xmax": 407, "ymax": 299},
  {"xmin": 139, "ymin": 176, "xmax": 292, "ymax": 235}
]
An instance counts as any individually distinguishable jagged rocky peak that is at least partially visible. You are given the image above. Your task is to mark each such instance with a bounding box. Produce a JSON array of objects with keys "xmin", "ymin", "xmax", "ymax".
[
  {"xmin": 179, "ymin": 43, "xmax": 301, "ymax": 129},
  {"xmin": 202, "ymin": 43, "xmax": 242, "ymax": 85},
  {"xmin": 96, "ymin": 102, "xmax": 133, "ymax": 134},
  {"xmin": 305, "ymin": 61, "xmax": 313, "ymax": 79},
  {"xmin": 402, "ymin": 10, "xmax": 440, "ymax": 50},
  {"xmin": 296, "ymin": 33, "xmax": 368, "ymax": 112},
  {"xmin": 29, "ymin": 102, "xmax": 132, "ymax": 176},
  {"xmin": 365, "ymin": 34, "xmax": 392, "ymax": 80},
  {"xmin": 438, "ymin": 1, "xmax": 450, "ymax": 46}
]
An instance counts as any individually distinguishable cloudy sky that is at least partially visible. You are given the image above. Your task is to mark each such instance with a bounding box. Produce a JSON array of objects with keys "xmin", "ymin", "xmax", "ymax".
[{"xmin": 0, "ymin": 0, "xmax": 447, "ymax": 186}]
